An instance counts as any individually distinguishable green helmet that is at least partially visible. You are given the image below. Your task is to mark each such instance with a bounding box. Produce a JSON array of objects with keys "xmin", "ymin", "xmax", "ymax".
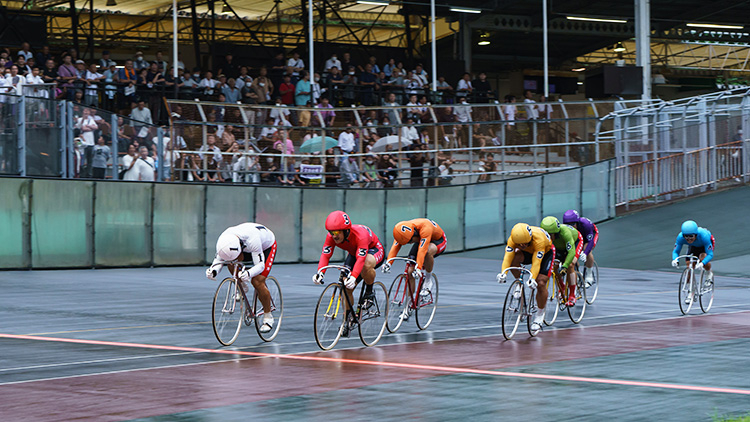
[{"xmin": 540, "ymin": 216, "xmax": 561, "ymax": 234}]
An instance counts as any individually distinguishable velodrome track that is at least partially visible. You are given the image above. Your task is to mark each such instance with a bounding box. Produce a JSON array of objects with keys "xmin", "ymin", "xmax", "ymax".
[{"xmin": 1, "ymin": 186, "xmax": 749, "ymax": 421}]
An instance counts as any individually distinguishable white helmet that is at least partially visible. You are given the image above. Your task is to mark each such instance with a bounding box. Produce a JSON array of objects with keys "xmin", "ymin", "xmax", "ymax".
[{"xmin": 216, "ymin": 233, "xmax": 242, "ymax": 262}]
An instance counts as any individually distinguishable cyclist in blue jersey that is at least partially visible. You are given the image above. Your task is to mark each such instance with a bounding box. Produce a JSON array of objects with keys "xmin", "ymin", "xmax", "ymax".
[{"xmin": 672, "ymin": 220, "xmax": 715, "ymax": 284}]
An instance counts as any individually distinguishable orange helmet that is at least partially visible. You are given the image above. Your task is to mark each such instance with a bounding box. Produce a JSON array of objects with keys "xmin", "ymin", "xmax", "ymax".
[{"xmin": 393, "ymin": 221, "xmax": 416, "ymax": 245}]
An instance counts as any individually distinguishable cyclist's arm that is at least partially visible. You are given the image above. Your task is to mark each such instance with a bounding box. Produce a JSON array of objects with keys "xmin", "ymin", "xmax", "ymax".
[
  {"xmin": 350, "ymin": 246, "xmax": 368, "ymax": 279},
  {"xmin": 501, "ymin": 242, "xmax": 516, "ymax": 272},
  {"xmin": 244, "ymin": 251, "xmax": 266, "ymax": 278},
  {"xmin": 672, "ymin": 234, "xmax": 685, "ymax": 260},
  {"xmin": 386, "ymin": 241, "xmax": 402, "ymax": 263},
  {"xmin": 560, "ymin": 231, "xmax": 577, "ymax": 269},
  {"xmin": 583, "ymin": 223, "xmax": 598, "ymax": 255},
  {"xmin": 209, "ymin": 255, "xmax": 223, "ymax": 273},
  {"xmin": 701, "ymin": 233, "xmax": 714, "ymax": 265},
  {"xmin": 575, "ymin": 231, "xmax": 584, "ymax": 258},
  {"xmin": 316, "ymin": 236, "xmax": 336, "ymax": 274},
  {"xmin": 529, "ymin": 249, "xmax": 544, "ymax": 279},
  {"xmin": 414, "ymin": 225, "xmax": 434, "ymax": 269}
]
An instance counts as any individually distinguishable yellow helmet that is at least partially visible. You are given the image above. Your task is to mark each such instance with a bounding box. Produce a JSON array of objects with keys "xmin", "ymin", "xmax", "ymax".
[
  {"xmin": 510, "ymin": 223, "xmax": 533, "ymax": 244},
  {"xmin": 393, "ymin": 221, "xmax": 416, "ymax": 245}
]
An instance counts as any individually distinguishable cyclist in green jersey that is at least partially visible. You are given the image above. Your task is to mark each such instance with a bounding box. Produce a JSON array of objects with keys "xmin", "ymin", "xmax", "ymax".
[{"xmin": 540, "ymin": 216, "xmax": 584, "ymax": 306}]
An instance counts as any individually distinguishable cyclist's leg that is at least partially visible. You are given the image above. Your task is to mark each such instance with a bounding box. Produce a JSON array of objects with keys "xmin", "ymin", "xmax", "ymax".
[
  {"xmin": 536, "ymin": 251, "xmax": 553, "ymax": 310},
  {"xmin": 251, "ymin": 243, "xmax": 277, "ymax": 314}
]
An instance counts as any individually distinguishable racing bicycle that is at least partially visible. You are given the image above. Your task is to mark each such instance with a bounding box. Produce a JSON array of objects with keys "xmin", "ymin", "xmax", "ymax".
[{"xmin": 384, "ymin": 257, "xmax": 439, "ymax": 333}]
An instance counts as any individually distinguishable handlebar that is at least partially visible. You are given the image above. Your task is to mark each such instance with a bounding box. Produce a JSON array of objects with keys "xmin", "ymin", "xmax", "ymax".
[
  {"xmin": 674, "ymin": 255, "xmax": 699, "ymax": 268},
  {"xmin": 316, "ymin": 265, "xmax": 351, "ymax": 282},
  {"xmin": 386, "ymin": 257, "xmax": 417, "ymax": 266},
  {"xmin": 501, "ymin": 267, "xmax": 536, "ymax": 289}
]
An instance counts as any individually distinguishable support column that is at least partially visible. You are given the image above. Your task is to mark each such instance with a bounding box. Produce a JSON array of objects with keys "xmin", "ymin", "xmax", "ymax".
[
  {"xmin": 190, "ymin": 0, "xmax": 201, "ymax": 69},
  {"xmin": 70, "ymin": 0, "xmax": 80, "ymax": 54},
  {"xmin": 635, "ymin": 0, "xmax": 651, "ymax": 101}
]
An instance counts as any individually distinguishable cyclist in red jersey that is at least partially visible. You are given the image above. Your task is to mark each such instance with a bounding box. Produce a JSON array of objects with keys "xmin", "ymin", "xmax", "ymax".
[{"xmin": 314, "ymin": 210, "xmax": 385, "ymax": 336}]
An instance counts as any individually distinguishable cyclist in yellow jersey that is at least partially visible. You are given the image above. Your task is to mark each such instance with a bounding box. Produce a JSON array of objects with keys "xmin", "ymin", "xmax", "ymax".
[{"xmin": 497, "ymin": 223, "xmax": 556, "ymax": 331}]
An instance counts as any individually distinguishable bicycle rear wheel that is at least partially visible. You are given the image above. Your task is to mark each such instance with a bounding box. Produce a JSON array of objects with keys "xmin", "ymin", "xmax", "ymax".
[
  {"xmin": 253, "ymin": 276, "xmax": 283, "ymax": 342},
  {"xmin": 212, "ymin": 277, "xmax": 244, "ymax": 346},
  {"xmin": 584, "ymin": 262, "xmax": 600, "ymax": 304},
  {"xmin": 358, "ymin": 281, "xmax": 389, "ymax": 347},
  {"xmin": 386, "ymin": 275, "xmax": 409, "ymax": 333},
  {"xmin": 314, "ymin": 282, "xmax": 346, "ymax": 350},
  {"xmin": 566, "ymin": 271, "xmax": 587, "ymax": 324},
  {"xmin": 543, "ymin": 275, "xmax": 559, "ymax": 326},
  {"xmin": 699, "ymin": 271, "xmax": 714, "ymax": 313},
  {"xmin": 678, "ymin": 268, "xmax": 694, "ymax": 315},
  {"xmin": 502, "ymin": 280, "xmax": 524, "ymax": 340},
  {"xmin": 415, "ymin": 274, "xmax": 439, "ymax": 330}
]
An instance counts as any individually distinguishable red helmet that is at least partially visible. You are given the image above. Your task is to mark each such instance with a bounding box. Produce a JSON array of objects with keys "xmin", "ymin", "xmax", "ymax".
[{"xmin": 325, "ymin": 210, "xmax": 352, "ymax": 231}]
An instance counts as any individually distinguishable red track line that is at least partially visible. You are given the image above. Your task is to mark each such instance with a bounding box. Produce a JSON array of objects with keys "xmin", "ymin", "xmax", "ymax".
[{"xmin": 2, "ymin": 333, "xmax": 749, "ymax": 395}]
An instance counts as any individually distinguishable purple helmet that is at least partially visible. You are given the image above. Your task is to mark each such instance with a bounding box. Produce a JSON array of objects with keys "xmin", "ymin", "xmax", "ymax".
[{"xmin": 562, "ymin": 209, "xmax": 580, "ymax": 224}]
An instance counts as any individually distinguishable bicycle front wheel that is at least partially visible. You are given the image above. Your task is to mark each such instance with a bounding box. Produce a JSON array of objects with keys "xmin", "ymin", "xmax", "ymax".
[
  {"xmin": 358, "ymin": 281, "xmax": 389, "ymax": 347},
  {"xmin": 386, "ymin": 274, "xmax": 408, "ymax": 333},
  {"xmin": 415, "ymin": 274, "xmax": 439, "ymax": 330},
  {"xmin": 699, "ymin": 271, "xmax": 714, "ymax": 313},
  {"xmin": 678, "ymin": 268, "xmax": 694, "ymax": 315},
  {"xmin": 502, "ymin": 280, "xmax": 524, "ymax": 340},
  {"xmin": 212, "ymin": 277, "xmax": 244, "ymax": 346},
  {"xmin": 584, "ymin": 262, "xmax": 600, "ymax": 304},
  {"xmin": 543, "ymin": 275, "xmax": 559, "ymax": 326},
  {"xmin": 526, "ymin": 285, "xmax": 540, "ymax": 337},
  {"xmin": 253, "ymin": 276, "xmax": 283, "ymax": 342},
  {"xmin": 314, "ymin": 282, "xmax": 346, "ymax": 350},
  {"xmin": 566, "ymin": 272, "xmax": 587, "ymax": 324}
]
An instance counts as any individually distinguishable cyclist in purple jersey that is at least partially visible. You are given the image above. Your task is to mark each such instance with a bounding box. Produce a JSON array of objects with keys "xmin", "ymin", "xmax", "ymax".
[{"xmin": 562, "ymin": 210, "xmax": 599, "ymax": 285}]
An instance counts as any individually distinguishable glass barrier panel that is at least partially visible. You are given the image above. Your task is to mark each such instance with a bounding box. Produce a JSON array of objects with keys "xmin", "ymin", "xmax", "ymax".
[
  {"xmin": 427, "ymin": 185, "xmax": 464, "ymax": 252},
  {"xmin": 31, "ymin": 179, "xmax": 94, "ymax": 268},
  {"xmin": 94, "ymin": 181, "xmax": 152, "ymax": 266},
  {"xmin": 582, "ymin": 161, "xmax": 612, "ymax": 222},
  {"xmin": 505, "ymin": 176, "xmax": 542, "ymax": 234},
  {"xmin": 465, "ymin": 181, "xmax": 505, "ymax": 249},
  {"xmin": 302, "ymin": 188, "xmax": 345, "ymax": 262},
  {"xmin": 345, "ymin": 189, "xmax": 386, "ymax": 245},
  {"xmin": 152, "ymin": 184, "xmax": 205, "ymax": 265},
  {"xmin": 255, "ymin": 187, "xmax": 301, "ymax": 263},
  {"xmin": 205, "ymin": 185, "xmax": 255, "ymax": 263},
  {"xmin": 0, "ymin": 179, "xmax": 30, "ymax": 267},
  {"xmin": 385, "ymin": 189, "xmax": 426, "ymax": 247},
  {"xmin": 542, "ymin": 169, "xmax": 581, "ymax": 218}
]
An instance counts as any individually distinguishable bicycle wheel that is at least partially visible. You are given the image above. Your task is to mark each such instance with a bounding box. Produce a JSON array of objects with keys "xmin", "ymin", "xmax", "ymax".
[
  {"xmin": 253, "ymin": 276, "xmax": 283, "ymax": 342},
  {"xmin": 212, "ymin": 277, "xmax": 244, "ymax": 346},
  {"xmin": 699, "ymin": 271, "xmax": 714, "ymax": 313},
  {"xmin": 584, "ymin": 262, "xmax": 600, "ymax": 304},
  {"xmin": 358, "ymin": 281, "xmax": 389, "ymax": 347},
  {"xmin": 566, "ymin": 271, "xmax": 587, "ymax": 324},
  {"xmin": 526, "ymin": 285, "xmax": 540, "ymax": 337},
  {"xmin": 386, "ymin": 274, "xmax": 409, "ymax": 333},
  {"xmin": 314, "ymin": 282, "xmax": 346, "ymax": 350},
  {"xmin": 501, "ymin": 280, "xmax": 524, "ymax": 340},
  {"xmin": 678, "ymin": 268, "xmax": 694, "ymax": 315},
  {"xmin": 415, "ymin": 274, "xmax": 439, "ymax": 330},
  {"xmin": 543, "ymin": 275, "xmax": 559, "ymax": 326}
]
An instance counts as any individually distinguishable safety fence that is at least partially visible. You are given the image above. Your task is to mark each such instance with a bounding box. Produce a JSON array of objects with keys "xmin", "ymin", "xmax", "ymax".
[
  {"xmin": 0, "ymin": 159, "xmax": 613, "ymax": 269},
  {"xmin": 599, "ymin": 88, "xmax": 750, "ymax": 208}
]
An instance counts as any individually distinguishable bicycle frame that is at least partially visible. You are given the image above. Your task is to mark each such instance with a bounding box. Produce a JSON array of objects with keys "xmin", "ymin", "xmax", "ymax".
[
  {"xmin": 316, "ymin": 264, "xmax": 360, "ymax": 320},
  {"xmin": 218, "ymin": 260, "xmax": 274, "ymax": 319},
  {"xmin": 675, "ymin": 254, "xmax": 703, "ymax": 314},
  {"xmin": 386, "ymin": 257, "xmax": 428, "ymax": 311}
]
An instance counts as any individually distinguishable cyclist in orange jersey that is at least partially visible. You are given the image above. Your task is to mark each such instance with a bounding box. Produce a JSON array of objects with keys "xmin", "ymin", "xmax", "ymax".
[{"xmin": 383, "ymin": 218, "xmax": 447, "ymax": 305}]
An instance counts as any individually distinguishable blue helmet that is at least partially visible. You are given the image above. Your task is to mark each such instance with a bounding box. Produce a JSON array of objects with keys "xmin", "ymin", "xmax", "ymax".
[
  {"xmin": 562, "ymin": 209, "xmax": 580, "ymax": 224},
  {"xmin": 681, "ymin": 220, "xmax": 698, "ymax": 236}
]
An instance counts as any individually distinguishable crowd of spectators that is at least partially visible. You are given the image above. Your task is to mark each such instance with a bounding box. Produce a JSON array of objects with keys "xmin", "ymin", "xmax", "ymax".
[{"xmin": 1, "ymin": 41, "xmax": 564, "ymax": 186}]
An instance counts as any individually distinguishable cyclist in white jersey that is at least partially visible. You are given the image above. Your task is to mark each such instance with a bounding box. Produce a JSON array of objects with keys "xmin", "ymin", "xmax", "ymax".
[{"xmin": 206, "ymin": 223, "xmax": 278, "ymax": 332}]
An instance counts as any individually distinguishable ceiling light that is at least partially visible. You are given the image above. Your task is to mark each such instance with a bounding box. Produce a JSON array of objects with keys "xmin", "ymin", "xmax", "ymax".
[
  {"xmin": 686, "ymin": 23, "xmax": 744, "ymax": 30},
  {"xmin": 478, "ymin": 41, "xmax": 491, "ymax": 46},
  {"xmin": 356, "ymin": 0, "xmax": 389, "ymax": 5},
  {"xmin": 577, "ymin": 81, "xmax": 584, "ymax": 85},
  {"xmin": 572, "ymin": 67, "xmax": 586, "ymax": 72},
  {"xmin": 106, "ymin": 0, "xmax": 117, "ymax": 6},
  {"xmin": 566, "ymin": 16, "xmax": 627, "ymax": 24},
  {"xmin": 221, "ymin": 3, "xmax": 230, "ymax": 14},
  {"xmin": 613, "ymin": 42, "xmax": 626, "ymax": 52},
  {"xmin": 450, "ymin": 7, "xmax": 481, "ymax": 14}
]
